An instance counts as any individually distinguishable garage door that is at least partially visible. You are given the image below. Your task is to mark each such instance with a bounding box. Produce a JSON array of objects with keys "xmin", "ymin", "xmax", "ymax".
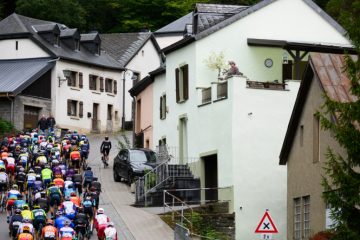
[{"xmin": 24, "ymin": 106, "xmax": 40, "ymax": 130}]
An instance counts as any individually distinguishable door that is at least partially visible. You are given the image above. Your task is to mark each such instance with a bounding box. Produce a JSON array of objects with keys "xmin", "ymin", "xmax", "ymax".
[
  {"xmin": 92, "ymin": 103, "xmax": 99, "ymax": 131},
  {"xmin": 23, "ymin": 106, "xmax": 40, "ymax": 130},
  {"xmin": 203, "ymin": 154, "xmax": 218, "ymax": 201}
]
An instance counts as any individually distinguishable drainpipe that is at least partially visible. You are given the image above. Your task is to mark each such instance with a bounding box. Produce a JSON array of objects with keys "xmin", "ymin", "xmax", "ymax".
[
  {"xmin": 6, "ymin": 92, "xmax": 14, "ymax": 126},
  {"xmin": 131, "ymin": 95, "xmax": 136, "ymax": 148}
]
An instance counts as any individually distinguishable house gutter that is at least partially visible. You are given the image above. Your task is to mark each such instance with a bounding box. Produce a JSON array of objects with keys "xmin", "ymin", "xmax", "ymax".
[{"xmin": 131, "ymin": 95, "xmax": 136, "ymax": 147}]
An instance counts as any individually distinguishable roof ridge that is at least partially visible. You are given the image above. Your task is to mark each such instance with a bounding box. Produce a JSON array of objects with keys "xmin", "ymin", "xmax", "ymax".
[{"xmin": 12, "ymin": 13, "xmax": 29, "ymax": 33}]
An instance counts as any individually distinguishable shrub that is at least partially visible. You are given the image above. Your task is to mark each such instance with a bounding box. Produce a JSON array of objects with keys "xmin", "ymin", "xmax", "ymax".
[{"xmin": 0, "ymin": 118, "xmax": 14, "ymax": 135}]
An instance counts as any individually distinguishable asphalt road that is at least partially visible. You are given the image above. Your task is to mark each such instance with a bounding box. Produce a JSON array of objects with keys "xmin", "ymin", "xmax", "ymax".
[{"xmin": 0, "ymin": 132, "xmax": 135, "ymax": 240}]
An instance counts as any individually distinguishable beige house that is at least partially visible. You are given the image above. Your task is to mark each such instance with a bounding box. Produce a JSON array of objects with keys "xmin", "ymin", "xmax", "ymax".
[{"xmin": 279, "ymin": 53, "xmax": 354, "ymax": 239}]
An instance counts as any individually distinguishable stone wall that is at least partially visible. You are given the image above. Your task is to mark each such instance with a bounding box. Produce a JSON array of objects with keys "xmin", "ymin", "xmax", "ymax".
[
  {"xmin": 14, "ymin": 95, "xmax": 51, "ymax": 130},
  {"xmin": 0, "ymin": 98, "xmax": 12, "ymax": 122}
]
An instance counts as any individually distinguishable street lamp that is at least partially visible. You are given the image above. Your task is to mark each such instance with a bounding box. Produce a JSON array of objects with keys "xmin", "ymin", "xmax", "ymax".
[{"xmin": 122, "ymin": 69, "xmax": 138, "ymax": 130}]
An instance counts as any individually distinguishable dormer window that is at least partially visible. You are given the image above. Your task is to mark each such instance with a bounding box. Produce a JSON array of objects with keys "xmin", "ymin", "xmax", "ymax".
[{"xmin": 75, "ymin": 40, "xmax": 80, "ymax": 51}]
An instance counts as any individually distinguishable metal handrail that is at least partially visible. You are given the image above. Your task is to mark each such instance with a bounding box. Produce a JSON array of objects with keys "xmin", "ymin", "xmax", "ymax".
[
  {"xmin": 143, "ymin": 161, "xmax": 169, "ymax": 205},
  {"xmin": 163, "ymin": 189, "xmax": 193, "ymax": 228}
]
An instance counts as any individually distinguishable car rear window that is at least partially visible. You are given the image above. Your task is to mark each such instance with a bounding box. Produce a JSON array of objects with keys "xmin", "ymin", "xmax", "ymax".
[{"xmin": 130, "ymin": 150, "xmax": 157, "ymax": 163}]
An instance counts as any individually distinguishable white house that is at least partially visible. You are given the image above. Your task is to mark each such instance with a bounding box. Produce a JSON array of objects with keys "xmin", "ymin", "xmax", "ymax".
[
  {"xmin": 100, "ymin": 32, "xmax": 163, "ymax": 129},
  {"xmin": 150, "ymin": 0, "xmax": 352, "ymax": 239},
  {"xmin": 0, "ymin": 13, "xmax": 124, "ymax": 133}
]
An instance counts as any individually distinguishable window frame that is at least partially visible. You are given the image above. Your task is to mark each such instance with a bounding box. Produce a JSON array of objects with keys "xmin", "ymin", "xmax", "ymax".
[
  {"xmin": 175, "ymin": 64, "xmax": 189, "ymax": 103},
  {"xmin": 89, "ymin": 74, "xmax": 99, "ymax": 91},
  {"xmin": 160, "ymin": 94, "xmax": 167, "ymax": 120}
]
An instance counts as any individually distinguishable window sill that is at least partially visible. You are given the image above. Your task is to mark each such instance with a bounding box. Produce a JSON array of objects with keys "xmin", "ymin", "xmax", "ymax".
[
  {"xmin": 213, "ymin": 96, "xmax": 228, "ymax": 103},
  {"xmin": 176, "ymin": 99, "xmax": 187, "ymax": 104},
  {"xmin": 70, "ymin": 87, "xmax": 81, "ymax": 91},
  {"xmin": 92, "ymin": 91, "xmax": 101, "ymax": 95},
  {"xmin": 70, "ymin": 116, "xmax": 80, "ymax": 120},
  {"xmin": 198, "ymin": 101, "xmax": 212, "ymax": 107},
  {"xmin": 107, "ymin": 93, "xmax": 115, "ymax": 97}
]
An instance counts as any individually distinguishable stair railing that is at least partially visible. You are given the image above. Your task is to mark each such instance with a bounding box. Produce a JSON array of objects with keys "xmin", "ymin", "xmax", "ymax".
[
  {"xmin": 163, "ymin": 189, "xmax": 193, "ymax": 229},
  {"xmin": 135, "ymin": 144, "xmax": 171, "ymax": 206}
]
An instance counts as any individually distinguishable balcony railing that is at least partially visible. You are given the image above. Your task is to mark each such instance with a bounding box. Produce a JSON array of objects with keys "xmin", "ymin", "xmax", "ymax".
[
  {"xmin": 217, "ymin": 81, "xmax": 228, "ymax": 99},
  {"xmin": 201, "ymin": 87, "xmax": 211, "ymax": 104},
  {"xmin": 246, "ymin": 80, "xmax": 286, "ymax": 90}
]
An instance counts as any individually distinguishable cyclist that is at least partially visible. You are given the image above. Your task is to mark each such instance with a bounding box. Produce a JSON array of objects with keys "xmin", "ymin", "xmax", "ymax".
[
  {"xmin": 14, "ymin": 194, "xmax": 26, "ymax": 210},
  {"xmin": 53, "ymin": 176, "xmax": 65, "ymax": 192},
  {"xmin": 72, "ymin": 170, "xmax": 82, "ymax": 195},
  {"xmin": 6, "ymin": 154, "xmax": 16, "ymax": 178},
  {"xmin": 100, "ymin": 136, "xmax": 111, "ymax": 166},
  {"xmin": 34, "ymin": 175, "xmax": 43, "ymax": 192},
  {"xmin": 41, "ymin": 165, "xmax": 53, "ymax": 188},
  {"xmin": 69, "ymin": 192, "xmax": 81, "ymax": 208},
  {"xmin": 41, "ymin": 219, "xmax": 58, "ymax": 240},
  {"xmin": 104, "ymin": 222, "xmax": 118, "ymax": 240},
  {"xmin": 35, "ymin": 191, "xmax": 49, "ymax": 213},
  {"xmin": 36, "ymin": 152, "xmax": 48, "ymax": 167},
  {"xmin": 16, "ymin": 167, "xmax": 26, "ymax": 193},
  {"xmin": 54, "ymin": 211, "xmax": 73, "ymax": 231},
  {"xmin": 17, "ymin": 218, "xmax": 35, "ymax": 237},
  {"xmin": 26, "ymin": 169, "xmax": 37, "ymax": 195},
  {"xmin": 6, "ymin": 184, "xmax": 22, "ymax": 223},
  {"xmin": 0, "ymin": 168, "xmax": 8, "ymax": 198},
  {"xmin": 21, "ymin": 204, "xmax": 32, "ymax": 220},
  {"xmin": 79, "ymin": 139, "xmax": 89, "ymax": 166},
  {"xmin": 59, "ymin": 219, "xmax": 76, "ymax": 240},
  {"xmin": 74, "ymin": 206, "xmax": 89, "ymax": 238},
  {"xmin": 47, "ymin": 182, "xmax": 62, "ymax": 216},
  {"xmin": 9, "ymin": 208, "xmax": 23, "ymax": 239},
  {"xmin": 69, "ymin": 147, "xmax": 81, "ymax": 170},
  {"xmin": 94, "ymin": 208, "xmax": 109, "ymax": 240},
  {"xmin": 82, "ymin": 195, "xmax": 95, "ymax": 223},
  {"xmin": 31, "ymin": 205, "xmax": 47, "ymax": 237},
  {"xmin": 83, "ymin": 167, "xmax": 93, "ymax": 190},
  {"xmin": 60, "ymin": 196, "xmax": 76, "ymax": 220}
]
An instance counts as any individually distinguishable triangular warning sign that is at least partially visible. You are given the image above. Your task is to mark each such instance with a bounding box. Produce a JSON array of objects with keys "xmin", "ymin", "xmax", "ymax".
[{"xmin": 255, "ymin": 211, "xmax": 278, "ymax": 233}]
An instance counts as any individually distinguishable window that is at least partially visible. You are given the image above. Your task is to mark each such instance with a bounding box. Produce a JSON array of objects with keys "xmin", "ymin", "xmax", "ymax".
[
  {"xmin": 294, "ymin": 198, "xmax": 301, "ymax": 240},
  {"xmin": 175, "ymin": 64, "xmax": 189, "ymax": 103},
  {"xmin": 313, "ymin": 115, "xmax": 320, "ymax": 163},
  {"xmin": 107, "ymin": 104, "xmax": 113, "ymax": 120},
  {"xmin": 293, "ymin": 196, "xmax": 311, "ymax": 240},
  {"xmin": 160, "ymin": 95, "xmax": 167, "ymax": 119},
  {"xmin": 67, "ymin": 71, "xmax": 83, "ymax": 88},
  {"xmin": 89, "ymin": 74, "xmax": 98, "ymax": 91},
  {"xmin": 303, "ymin": 196, "xmax": 310, "ymax": 239},
  {"xmin": 67, "ymin": 100, "xmax": 83, "ymax": 118},
  {"xmin": 217, "ymin": 81, "xmax": 228, "ymax": 99},
  {"xmin": 202, "ymin": 87, "xmax": 211, "ymax": 104},
  {"xmin": 105, "ymin": 78, "xmax": 113, "ymax": 93}
]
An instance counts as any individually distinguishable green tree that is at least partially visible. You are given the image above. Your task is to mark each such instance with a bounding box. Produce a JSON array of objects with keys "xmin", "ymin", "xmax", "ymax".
[
  {"xmin": 317, "ymin": 0, "xmax": 360, "ymax": 239},
  {"xmin": 16, "ymin": 0, "xmax": 86, "ymax": 30}
]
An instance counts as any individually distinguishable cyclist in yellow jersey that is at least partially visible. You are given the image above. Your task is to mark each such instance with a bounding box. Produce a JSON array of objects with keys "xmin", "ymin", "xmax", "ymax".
[
  {"xmin": 21, "ymin": 204, "xmax": 33, "ymax": 220},
  {"xmin": 41, "ymin": 166, "xmax": 52, "ymax": 187}
]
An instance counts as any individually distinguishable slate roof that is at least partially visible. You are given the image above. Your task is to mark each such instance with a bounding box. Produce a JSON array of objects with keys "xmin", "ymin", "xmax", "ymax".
[
  {"xmin": 0, "ymin": 13, "xmax": 123, "ymax": 70},
  {"xmin": 279, "ymin": 53, "xmax": 357, "ymax": 165},
  {"xmin": 155, "ymin": 12, "xmax": 193, "ymax": 34},
  {"xmin": 100, "ymin": 32, "xmax": 161, "ymax": 67},
  {"xmin": 0, "ymin": 58, "xmax": 55, "ymax": 95},
  {"xmin": 163, "ymin": 0, "xmax": 349, "ymax": 54}
]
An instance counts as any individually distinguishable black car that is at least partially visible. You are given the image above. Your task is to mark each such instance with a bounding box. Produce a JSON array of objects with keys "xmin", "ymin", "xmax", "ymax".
[{"xmin": 113, "ymin": 148, "xmax": 158, "ymax": 184}]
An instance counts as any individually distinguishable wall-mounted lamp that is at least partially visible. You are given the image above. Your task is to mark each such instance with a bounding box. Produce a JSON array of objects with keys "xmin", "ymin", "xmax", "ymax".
[
  {"xmin": 58, "ymin": 70, "xmax": 71, "ymax": 87},
  {"xmin": 282, "ymin": 51, "xmax": 288, "ymax": 64}
]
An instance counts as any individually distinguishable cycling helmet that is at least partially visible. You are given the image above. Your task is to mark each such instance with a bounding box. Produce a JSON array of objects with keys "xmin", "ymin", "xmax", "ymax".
[
  {"xmin": 12, "ymin": 184, "xmax": 18, "ymax": 190},
  {"xmin": 81, "ymin": 136, "xmax": 86, "ymax": 140},
  {"xmin": 14, "ymin": 208, "xmax": 21, "ymax": 214},
  {"xmin": 56, "ymin": 211, "xmax": 63, "ymax": 216},
  {"xmin": 33, "ymin": 205, "xmax": 40, "ymax": 209},
  {"xmin": 22, "ymin": 204, "xmax": 29, "ymax": 210},
  {"xmin": 64, "ymin": 196, "xmax": 70, "ymax": 201},
  {"xmin": 40, "ymin": 191, "xmax": 46, "ymax": 197},
  {"xmin": 23, "ymin": 225, "xmax": 30, "ymax": 233},
  {"xmin": 19, "ymin": 167, "xmax": 25, "ymax": 172},
  {"xmin": 49, "ymin": 182, "xmax": 55, "ymax": 187},
  {"xmin": 97, "ymin": 208, "xmax": 104, "ymax": 214},
  {"xmin": 46, "ymin": 219, "xmax": 54, "ymax": 225},
  {"xmin": 28, "ymin": 169, "xmax": 34, "ymax": 173},
  {"xmin": 105, "ymin": 136, "xmax": 109, "ymax": 140},
  {"xmin": 65, "ymin": 219, "xmax": 71, "ymax": 226},
  {"xmin": 107, "ymin": 222, "xmax": 114, "ymax": 227},
  {"xmin": 70, "ymin": 192, "xmax": 76, "ymax": 196},
  {"xmin": 73, "ymin": 147, "xmax": 78, "ymax": 151},
  {"xmin": 7, "ymin": 152, "xmax": 13, "ymax": 157},
  {"xmin": 77, "ymin": 206, "xmax": 84, "ymax": 213},
  {"xmin": 86, "ymin": 167, "xmax": 91, "ymax": 171},
  {"xmin": 35, "ymin": 175, "xmax": 41, "ymax": 180}
]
